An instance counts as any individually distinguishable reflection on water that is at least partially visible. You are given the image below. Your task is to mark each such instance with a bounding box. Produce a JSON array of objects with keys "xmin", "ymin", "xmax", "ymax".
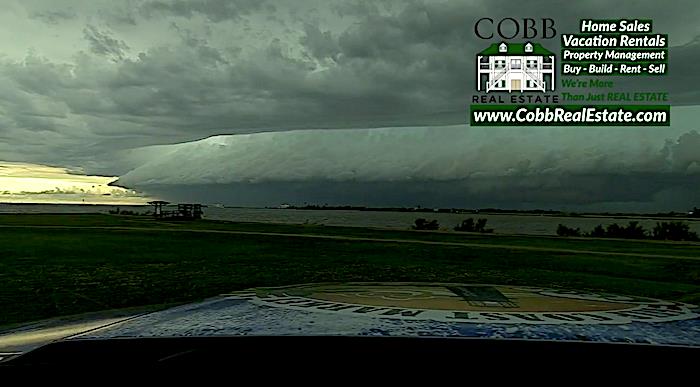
[
  {"xmin": 1, "ymin": 204, "xmax": 698, "ymax": 236},
  {"xmin": 204, "ymin": 208, "xmax": 700, "ymax": 236},
  {"xmin": 0, "ymin": 203, "xmax": 147, "ymax": 214}
]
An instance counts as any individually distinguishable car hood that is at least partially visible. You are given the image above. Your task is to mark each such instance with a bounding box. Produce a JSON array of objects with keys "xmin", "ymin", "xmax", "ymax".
[{"xmin": 2, "ymin": 282, "xmax": 699, "ymax": 357}]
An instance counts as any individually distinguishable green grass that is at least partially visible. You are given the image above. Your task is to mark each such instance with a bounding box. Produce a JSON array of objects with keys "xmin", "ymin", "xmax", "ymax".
[
  {"xmin": 4, "ymin": 213, "xmax": 699, "ymax": 256},
  {"xmin": 1, "ymin": 214, "xmax": 699, "ymax": 327}
]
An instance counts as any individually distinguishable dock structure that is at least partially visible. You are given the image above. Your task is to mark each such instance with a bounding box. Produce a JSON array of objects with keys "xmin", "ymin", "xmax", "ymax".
[
  {"xmin": 148, "ymin": 200, "xmax": 170, "ymax": 217},
  {"xmin": 148, "ymin": 201, "xmax": 204, "ymax": 220}
]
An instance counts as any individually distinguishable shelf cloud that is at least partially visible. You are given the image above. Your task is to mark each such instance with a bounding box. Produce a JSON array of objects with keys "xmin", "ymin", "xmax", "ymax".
[{"xmin": 114, "ymin": 107, "xmax": 700, "ymax": 210}]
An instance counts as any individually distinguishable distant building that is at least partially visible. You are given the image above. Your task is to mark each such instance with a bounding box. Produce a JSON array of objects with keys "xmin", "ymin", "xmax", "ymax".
[{"xmin": 279, "ymin": 203, "xmax": 291, "ymax": 209}]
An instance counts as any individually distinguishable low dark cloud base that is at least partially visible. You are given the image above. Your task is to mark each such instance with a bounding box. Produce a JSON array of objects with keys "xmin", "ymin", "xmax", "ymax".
[{"xmin": 132, "ymin": 172, "xmax": 700, "ymax": 212}]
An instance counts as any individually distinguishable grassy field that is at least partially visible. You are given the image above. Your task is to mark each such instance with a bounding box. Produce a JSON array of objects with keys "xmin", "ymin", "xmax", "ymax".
[{"xmin": 1, "ymin": 213, "xmax": 700, "ymax": 327}]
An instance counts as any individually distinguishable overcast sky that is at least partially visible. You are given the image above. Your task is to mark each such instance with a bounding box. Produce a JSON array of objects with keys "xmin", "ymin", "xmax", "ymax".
[{"xmin": 1, "ymin": 0, "xmax": 699, "ymax": 210}]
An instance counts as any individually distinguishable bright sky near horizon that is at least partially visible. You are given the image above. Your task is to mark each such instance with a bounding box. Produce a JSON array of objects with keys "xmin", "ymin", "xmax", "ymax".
[{"xmin": 0, "ymin": 161, "xmax": 152, "ymax": 204}]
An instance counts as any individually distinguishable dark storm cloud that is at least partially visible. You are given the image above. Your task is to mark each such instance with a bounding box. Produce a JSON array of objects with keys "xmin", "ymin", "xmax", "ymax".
[
  {"xmin": 300, "ymin": 23, "xmax": 339, "ymax": 62},
  {"xmin": 170, "ymin": 23, "xmax": 227, "ymax": 64},
  {"xmin": 627, "ymin": 36, "xmax": 700, "ymax": 105},
  {"xmin": 30, "ymin": 9, "xmax": 77, "ymax": 24},
  {"xmin": 5, "ymin": 0, "xmax": 700, "ymax": 154},
  {"xmin": 98, "ymin": 6, "xmax": 139, "ymax": 26},
  {"xmin": 83, "ymin": 25, "xmax": 130, "ymax": 61},
  {"xmin": 1, "ymin": 0, "xmax": 700, "ymax": 210},
  {"xmin": 140, "ymin": 0, "xmax": 274, "ymax": 22}
]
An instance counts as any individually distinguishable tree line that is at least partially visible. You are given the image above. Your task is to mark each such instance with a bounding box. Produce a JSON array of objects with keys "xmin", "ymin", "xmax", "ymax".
[
  {"xmin": 556, "ymin": 221, "xmax": 699, "ymax": 241},
  {"xmin": 412, "ymin": 218, "xmax": 494, "ymax": 233}
]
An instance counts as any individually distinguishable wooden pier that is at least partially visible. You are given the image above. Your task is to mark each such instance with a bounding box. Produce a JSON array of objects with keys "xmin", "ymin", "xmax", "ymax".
[{"xmin": 148, "ymin": 201, "xmax": 204, "ymax": 220}]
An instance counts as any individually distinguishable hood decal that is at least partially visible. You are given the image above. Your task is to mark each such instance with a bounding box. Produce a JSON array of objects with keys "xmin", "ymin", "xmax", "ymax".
[{"xmin": 70, "ymin": 283, "xmax": 700, "ymax": 347}]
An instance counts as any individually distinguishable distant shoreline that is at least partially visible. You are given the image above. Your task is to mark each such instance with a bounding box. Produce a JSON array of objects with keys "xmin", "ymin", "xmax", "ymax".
[
  {"xmin": 264, "ymin": 205, "xmax": 699, "ymax": 221},
  {"xmin": 0, "ymin": 202, "xmax": 149, "ymax": 207},
  {"xmin": 1, "ymin": 201, "xmax": 698, "ymax": 221}
]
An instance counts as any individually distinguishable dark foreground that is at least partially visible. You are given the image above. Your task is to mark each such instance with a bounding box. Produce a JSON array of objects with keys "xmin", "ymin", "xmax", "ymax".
[
  {"xmin": 5, "ymin": 336, "xmax": 697, "ymax": 370},
  {"xmin": 1, "ymin": 214, "xmax": 699, "ymax": 327}
]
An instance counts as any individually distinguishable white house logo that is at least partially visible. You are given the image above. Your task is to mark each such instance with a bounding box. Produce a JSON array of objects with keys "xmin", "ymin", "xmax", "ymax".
[
  {"xmin": 228, "ymin": 282, "xmax": 699, "ymax": 325},
  {"xmin": 477, "ymin": 41, "xmax": 556, "ymax": 93}
]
